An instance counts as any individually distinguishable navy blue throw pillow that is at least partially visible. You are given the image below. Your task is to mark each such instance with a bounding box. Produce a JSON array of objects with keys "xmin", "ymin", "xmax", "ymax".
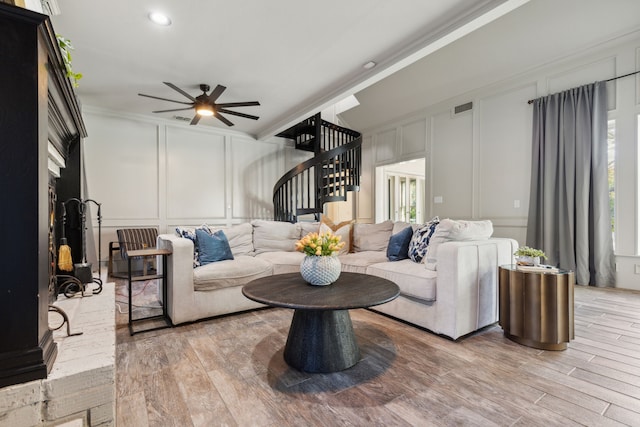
[
  {"xmin": 386, "ymin": 226, "xmax": 413, "ymax": 261},
  {"xmin": 195, "ymin": 228, "xmax": 234, "ymax": 265}
]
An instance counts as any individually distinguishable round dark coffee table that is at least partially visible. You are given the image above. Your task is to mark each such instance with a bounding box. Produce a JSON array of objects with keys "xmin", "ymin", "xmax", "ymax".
[{"xmin": 242, "ymin": 272, "xmax": 399, "ymax": 373}]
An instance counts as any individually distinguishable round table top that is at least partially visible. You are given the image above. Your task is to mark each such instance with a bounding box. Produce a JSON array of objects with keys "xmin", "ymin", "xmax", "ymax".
[{"xmin": 242, "ymin": 272, "xmax": 400, "ymax": 310}]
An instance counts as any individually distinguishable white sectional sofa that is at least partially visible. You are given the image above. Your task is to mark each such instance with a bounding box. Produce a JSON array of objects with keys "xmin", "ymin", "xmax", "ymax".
[{"xmin": 157, "ymin": 219, "xmax": 517, "ymax": 340}]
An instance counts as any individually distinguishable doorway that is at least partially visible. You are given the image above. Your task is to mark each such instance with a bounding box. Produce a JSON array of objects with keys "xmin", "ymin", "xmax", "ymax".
[{"xmin": 375, "ymin": 158, "xmax": 425, "ymax": 224}]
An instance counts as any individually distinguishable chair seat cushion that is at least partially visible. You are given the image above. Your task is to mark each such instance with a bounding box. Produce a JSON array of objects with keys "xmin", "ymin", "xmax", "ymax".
[{"xmin": 193, "ymin": 255, "xmax": 272, "ymax": 291}]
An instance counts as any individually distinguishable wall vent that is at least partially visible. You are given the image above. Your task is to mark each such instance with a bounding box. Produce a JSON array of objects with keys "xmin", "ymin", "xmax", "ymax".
[{"xmin": 453, "ymin": 102, "xmax": 473, "ymax": 115}]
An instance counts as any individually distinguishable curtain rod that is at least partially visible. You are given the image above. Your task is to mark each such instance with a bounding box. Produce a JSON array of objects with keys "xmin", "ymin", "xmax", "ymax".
[{"xmin": 527, "ymin": 70, "xmax": 640, "ymax": 104}]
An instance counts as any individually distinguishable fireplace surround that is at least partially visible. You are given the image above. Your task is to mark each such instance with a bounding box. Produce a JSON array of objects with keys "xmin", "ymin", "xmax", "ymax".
[{"xmin": 0, "ymin": 3, "xmax": 87, "ymax": 388}]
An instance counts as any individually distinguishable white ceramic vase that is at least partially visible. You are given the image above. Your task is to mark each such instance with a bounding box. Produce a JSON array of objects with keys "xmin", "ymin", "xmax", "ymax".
[
  {"xmin": 300, "ymin": 255, "xmax": 341, "ymax": 286},
  {"xmin": 516, "ymin": 255, "xmax": 540, "ymax": 266}
]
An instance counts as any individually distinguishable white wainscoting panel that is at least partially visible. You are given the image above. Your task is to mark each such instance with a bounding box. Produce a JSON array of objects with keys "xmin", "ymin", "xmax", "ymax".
[
  {"xmin": 401, "ymin": 119, "xmax": 427, "ymax": 158},
  {"xmin": 165, "ymin": 127, "xmax": 225, "ymax": 220},
  {"xmin": 478, "ymin": 84, "xmax": 536, "ymax": 219},
  {"xmin": 357, "ymin": 135, "xmax": 374, "ymax": 222},
  {"xmin": 83, "ymin": 113, "xmax": 159, "ymax": 220},
  {"xmin": 375, "ymin": 128, "xmax": 397, "ymax": 163},
  {"xmin": 430, "ymin": 110, "xmax": 473, "ymax": 218},
  {"xmin": 231, "ymin": 137, "xmax": 282, "ymax": 220}
]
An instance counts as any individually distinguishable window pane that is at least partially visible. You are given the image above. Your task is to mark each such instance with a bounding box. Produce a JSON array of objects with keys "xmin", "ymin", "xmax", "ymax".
[{"xmin": 409, "ymin": 179, "xmax": 417, "ymax": 223}]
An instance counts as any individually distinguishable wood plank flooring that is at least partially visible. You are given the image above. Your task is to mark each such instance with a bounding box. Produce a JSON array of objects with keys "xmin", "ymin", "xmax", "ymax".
[{"xmin": 115, "ymin": 283, "xmax": 640, "ymax": 426}]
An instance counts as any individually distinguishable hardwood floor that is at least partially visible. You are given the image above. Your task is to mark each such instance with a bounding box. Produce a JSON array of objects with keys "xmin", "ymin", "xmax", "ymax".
[{"xmin": 115, "ymin": 283, "xmax": 640, "ymax": 426}]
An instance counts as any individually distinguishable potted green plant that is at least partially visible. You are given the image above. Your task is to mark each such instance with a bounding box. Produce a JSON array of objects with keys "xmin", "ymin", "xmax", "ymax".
[
  {"xmin": 514, "ymin": 246, "xmax": 547, "ymax": 266},
  {"xmin": 56, "ymin": 34, "xmax": 82, "ymax": 87}
]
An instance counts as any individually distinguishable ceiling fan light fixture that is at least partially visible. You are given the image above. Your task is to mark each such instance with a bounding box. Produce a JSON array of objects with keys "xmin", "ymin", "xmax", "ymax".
[
  {"xmin": 195, "ymin": 104, "xmax": 214, "ymax": 116},
  {"xmin": 148, "ymin": 12, "xmax": 172, "ymax": 26}
]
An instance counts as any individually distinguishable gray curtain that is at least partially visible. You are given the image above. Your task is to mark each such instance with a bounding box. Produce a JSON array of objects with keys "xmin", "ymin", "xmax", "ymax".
[{"xmin": 526, "ymin": 81, "xmax": 615, "ymax": 287}]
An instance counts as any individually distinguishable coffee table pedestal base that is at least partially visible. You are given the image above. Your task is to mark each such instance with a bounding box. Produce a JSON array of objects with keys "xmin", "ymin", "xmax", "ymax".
[{"xmin": 284, "ymin": 309, "xmax": 360, "ymax": 373}]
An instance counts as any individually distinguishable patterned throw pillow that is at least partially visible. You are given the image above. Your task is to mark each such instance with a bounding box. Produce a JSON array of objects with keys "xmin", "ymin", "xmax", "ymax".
[
  {"xmin": 408, "ymin": 217, "xmax": 440, "ymax": 263},
  {"xmin": 176, "ymin": 224, "xmax": 212, "ymax": 267}
]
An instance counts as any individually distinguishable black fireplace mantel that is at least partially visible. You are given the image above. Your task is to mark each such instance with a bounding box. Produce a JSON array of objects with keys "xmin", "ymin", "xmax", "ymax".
[{"xmin": 0, "ymin": 3, "xmax": 86, "ymax": 388}]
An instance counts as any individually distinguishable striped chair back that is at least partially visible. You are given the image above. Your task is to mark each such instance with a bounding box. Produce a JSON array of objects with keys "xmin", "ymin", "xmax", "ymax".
[{"xmin": 116, "ymin": 228, "xmax": 158, "ymax": 259}]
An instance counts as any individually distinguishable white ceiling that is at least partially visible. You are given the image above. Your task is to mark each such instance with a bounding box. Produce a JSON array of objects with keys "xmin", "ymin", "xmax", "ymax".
[
  {"xmin": 342, "ymin": 0, "xmax": 640, "ymax": 131},
  {"xmin": 50, "ymin": 0, "xmax": 640, "ymax": 140},
  {"xmin": 49, "ymin": 0, "xmax": 527, "ymax": 139}
]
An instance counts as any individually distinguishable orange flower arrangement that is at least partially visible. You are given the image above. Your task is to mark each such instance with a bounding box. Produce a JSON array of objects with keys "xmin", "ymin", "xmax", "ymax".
[{"xmin": 295, "ymin": 231, "xmax": 345, "ymax": 256}]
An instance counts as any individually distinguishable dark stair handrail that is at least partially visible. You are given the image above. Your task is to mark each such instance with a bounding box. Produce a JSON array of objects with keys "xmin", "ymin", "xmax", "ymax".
[{"xmin": 273, "ymin": 115, "xmax": 362, "ymax": 223}]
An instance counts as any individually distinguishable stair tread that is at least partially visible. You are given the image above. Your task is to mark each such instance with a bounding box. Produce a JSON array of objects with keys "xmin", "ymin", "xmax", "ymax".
[{"xmin": 274, "ymin": 114, "xmax": 361, "ymax": 222}]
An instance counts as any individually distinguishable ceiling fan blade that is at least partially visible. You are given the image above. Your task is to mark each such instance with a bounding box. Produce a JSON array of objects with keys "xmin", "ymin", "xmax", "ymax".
[
  {"xmin": 216, "ymin": 101, "xmax": 260, "ymax": 108},
  {"xmin": 163, "ymin": 82, "xmax": 197, "ymax": 102},
  {"xmin": 138, "ymin": 93, "xmax": 193, "ymax": 105},
  {"xmin": 208, "ymin": 85, "xmax": 227, "ymax": 103},
  {"xmin": 218, "ymin": 108, "xmax": 259, "ymax": 120},
  {"xmin": 214, "ymin": 112, "xmax": 234, "ymax": 127},
  {"xmin": 152, "ymin": 107, "xmax": 194, "ymax": 113},
  {"xmin": 190, "ymin": 114, "xmax": 201, "ymax": 125}
]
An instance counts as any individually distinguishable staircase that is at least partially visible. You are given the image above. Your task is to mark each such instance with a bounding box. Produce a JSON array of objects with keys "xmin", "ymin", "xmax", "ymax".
[{"xmin": 273, "ymin": 113, "xmax": 362, "ymax": 222}]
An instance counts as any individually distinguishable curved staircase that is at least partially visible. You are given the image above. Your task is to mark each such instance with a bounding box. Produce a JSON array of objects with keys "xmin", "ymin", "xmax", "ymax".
[{"xmin": 273, "ymin": 113, "xmax": 362, "ymax": 222}]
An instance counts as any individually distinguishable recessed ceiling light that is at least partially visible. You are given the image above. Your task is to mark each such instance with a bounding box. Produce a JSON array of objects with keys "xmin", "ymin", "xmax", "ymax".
[
  {"xmin": 148, "ymin": 12, "xmax": 171, "ymax": 26},
  {"xmin": 363, "ymin": 61, "xmax": 376, "ymax": 70}
]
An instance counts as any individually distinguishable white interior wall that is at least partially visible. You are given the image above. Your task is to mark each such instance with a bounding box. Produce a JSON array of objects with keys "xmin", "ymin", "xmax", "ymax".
[
  {"xmin": 81, "ymin": 109, "xmax": 292, "ymax": 265},
  {"xmin": 356, "ymin": 34, "xmax": 640, "ymax": 290}
]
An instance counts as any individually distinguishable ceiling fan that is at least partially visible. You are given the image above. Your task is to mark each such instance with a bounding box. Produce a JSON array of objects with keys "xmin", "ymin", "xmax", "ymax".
[{"xmin": 138, "ymin": 82, "xmax": 260, "ymax": 126}]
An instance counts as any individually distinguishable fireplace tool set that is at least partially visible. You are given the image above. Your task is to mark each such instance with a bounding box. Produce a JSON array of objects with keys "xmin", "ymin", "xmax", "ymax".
[{"xmin": 56, "ymin": 198, "xmax": 103, "ymax": 298}]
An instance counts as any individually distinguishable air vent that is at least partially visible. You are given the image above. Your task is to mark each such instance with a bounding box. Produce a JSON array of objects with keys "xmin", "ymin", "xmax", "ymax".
[
  {"xmin": 173, "ymin": 116, "xmax": 191, "ymax": 122},
  {"xmin": 453, "ymin": 102, "xmax": 473, "ymax": 115}
]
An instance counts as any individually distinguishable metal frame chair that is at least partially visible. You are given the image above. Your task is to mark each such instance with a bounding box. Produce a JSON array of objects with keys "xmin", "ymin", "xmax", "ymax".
[{"xmin": 108, "ymin": 228, "xmax": 158, "ymax": 278}]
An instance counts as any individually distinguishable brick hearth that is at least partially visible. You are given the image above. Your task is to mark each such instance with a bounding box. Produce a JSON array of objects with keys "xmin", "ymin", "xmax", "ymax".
[{"xmin": 0, "ymin": 282, "xmax": 115, "ymax": 426}]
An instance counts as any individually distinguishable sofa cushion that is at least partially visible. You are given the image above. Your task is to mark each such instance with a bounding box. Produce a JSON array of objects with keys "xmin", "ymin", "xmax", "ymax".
[
  {"xmin": 339, "ymin": 251, "xmax": 389, "ymax": 274},
  {"xmin": 386, "ymin": 226, "xmax": 413, "ymax": 261},
  {"xmin": 367, "ymin": 260, "xmax": 437, "ymax": 302},
  {"xmin": 320, "ymin": 216, "xmax": 353, "ymax": 255},
  {"xmin": 424, "ymin": 219, "xmax": 494, "ymax": 270},
  {"xmin": 352, "ymin": 220, "xmax": 394, "ymax": 252},
  {"xmin": 298, "ymin": 221, "xmax": 320, "ymax": 237},
  {"xmin": 255, "ymin": 251, "xmax": 305, "ymax": 275},
  {"xmin": 193, "ymin": 255, "xmax": 272, "ymax": 291},
  {"xmin": 251, "ymin": 220, "xmax": 300, "ymax": 254},
  {"xmin": 208, "ymin": 223, "xmax": 254, "ymax": 256},
  {"xmin": 195, "ymin": 229, "xmax": 234, "ymax": 265},
  {"xmin": 408, "ymin": 217, "xmax": 440, "ymax": 263},
  {"xmin": 176, "ymin": 224, "xmax": 212, "ymax": 267},
  {"xmin": 392, "ymin": 221, "xmax": 417, "ymax": 235}
]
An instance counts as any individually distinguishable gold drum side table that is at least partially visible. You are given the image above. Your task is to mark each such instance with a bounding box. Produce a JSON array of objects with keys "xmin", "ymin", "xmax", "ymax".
[{"xmin": 499, "ymin": 264, "xmax": 575, "ymax": 350}]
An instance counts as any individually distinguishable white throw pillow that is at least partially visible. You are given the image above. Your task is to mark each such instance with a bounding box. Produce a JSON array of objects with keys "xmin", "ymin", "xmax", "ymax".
[
  {"xmin": 208, "ymin": 223, "xmax": 254, "ymax": 256},
  {"xmin": 251, "ymin": 220, "xmax": 301, "ymax": 254},
  {"xmin": 424, "ymin": 219, "xmax": 493, "ymax": 270},
  {"xmin": 352, "ymin": 220, "xmax": 394, "ymax": 252},
  {"xmin": 319, "ymin": 216, "xmax": 353, "ymax": 255}
]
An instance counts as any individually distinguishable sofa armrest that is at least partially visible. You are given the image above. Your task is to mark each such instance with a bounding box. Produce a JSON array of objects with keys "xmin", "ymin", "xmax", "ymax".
[
  {"xmin": 434, "ymin": 238, "xmax": 518, "ymax": 339},
  {"xmin": 157, "ymin": 233, "xmax": 195, "ymax": 324}
]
